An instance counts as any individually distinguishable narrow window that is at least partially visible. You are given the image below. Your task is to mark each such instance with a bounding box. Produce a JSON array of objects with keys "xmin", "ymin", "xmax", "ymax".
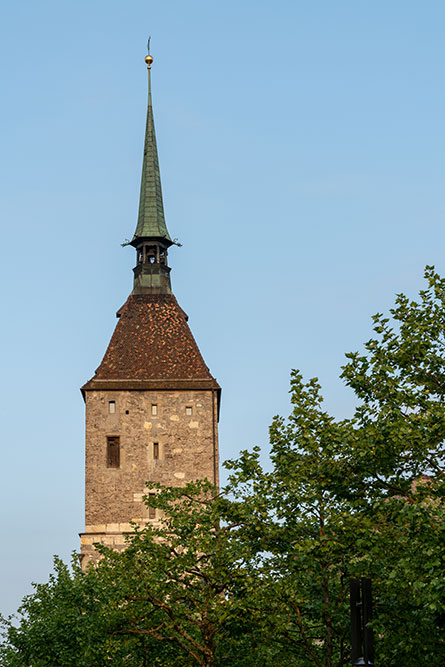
[
  {"xmin": 106, "ymin": 436, "xmax": 120, "ymax": 468},
  {"xmin": 185, "ymin": 406, "xmax": 193, "ymax": 416},
  {"xmin": 109, "ymin": 401, "xmax": 116, "ymax": 414},
  {"xmin": 148, "ymin": 493, "xmax": 156, "ymax": 519},
  {"xmin": 151, "ymin": 404, "xmax": 158, "ymax": 416},
  {"xmin": 153, "ymin": 442, "xmax": 159, "ymax": 460}
]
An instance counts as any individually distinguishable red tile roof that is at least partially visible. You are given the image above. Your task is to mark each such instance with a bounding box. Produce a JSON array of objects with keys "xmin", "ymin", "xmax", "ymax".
[{"xmin": 82, "ymin": 294, "xmax": 219, "ymax": 392}]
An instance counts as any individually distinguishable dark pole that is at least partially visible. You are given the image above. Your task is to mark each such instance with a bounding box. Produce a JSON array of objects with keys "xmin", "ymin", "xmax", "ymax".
[
  {"xmin": 362, "ymin": 578, "xmax": 374, "ymax": 665},
  {"xmin": 350, "ymin": 579, "xmax": 361, "ymax": 663},
  {"xmin": 350, "ymin": 578, "xmax": 374, "ymax": 666}
]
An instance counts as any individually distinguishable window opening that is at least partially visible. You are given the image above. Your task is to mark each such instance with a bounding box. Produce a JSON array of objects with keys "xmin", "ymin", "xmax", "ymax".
[
  {"xmin": 151, "ymin": 404, "xmax": 158, "ymax": 416},
  {"xmin": 107, "ymin": 436, "xmax": 120, "ymax": 468},
  {"xmin": 153, "ymin": 442, "xmax": 159, "ymax": 460},
  {"xmin": 109, "ymin": 401, "xmax": 116, "ymax": 414},
  {"xmin": 148, "ymin": 493, "xmax": 156, "ymax": 519},
  {"xmin": 185, "ymin": 406, "xmax": 193, "ymax": 416}
]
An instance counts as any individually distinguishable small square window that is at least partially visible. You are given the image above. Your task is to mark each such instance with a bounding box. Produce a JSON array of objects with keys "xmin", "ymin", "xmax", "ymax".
[
  {"xmin": 109, "ymin": 401, "xmax": 116, "ymax": 414},
  {"xmin": 185, "ymin": 406, "xmax": 193, "ymax": 416},
  {"xmin": 151, "ymin": 404, "xmax": 158, "ymax": 416},
  {"xmin": 153, "ymin": 442, "xmax": 159, "ymax": 460}
]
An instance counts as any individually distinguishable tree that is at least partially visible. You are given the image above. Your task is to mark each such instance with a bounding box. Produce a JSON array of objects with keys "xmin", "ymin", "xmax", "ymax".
[
  {"xmin": 225, "ymin": 374, "xmax": 362, "ymax": 667},
  {"xmin": 339, "ymin": 265, "xmax": 445, "ymax": 664},
  {"xmin": 1, "ymin": 481, "xmax": 284, "ymax": 667},
  {"xmin": 225, "ymin": 266, "xmax": 445, "ymax": 666},
  {"xmin": 0, "ymin": 555, "xmax": 171, "ymax": 667},
  {"xmin": 92, "ymin": 479, "xmax": 278, "ymax": 667}
]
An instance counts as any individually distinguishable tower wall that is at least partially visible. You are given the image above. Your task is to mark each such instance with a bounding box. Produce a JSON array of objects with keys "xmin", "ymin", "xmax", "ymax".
[{"xmin": 80, "ymin": 389, "xmax": 219, "ymax": 564}]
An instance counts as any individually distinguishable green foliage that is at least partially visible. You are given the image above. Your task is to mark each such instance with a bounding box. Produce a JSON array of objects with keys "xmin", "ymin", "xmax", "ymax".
[
  {"xmin": 340, "ymin": 266, "xmax": 445, "ymax": 665},
  {"xmin": 225, "ymin": 375, "xmax": 359, "ymax": 666},
  {"xmin": 0, "ymin": 483, "xmax": 278, "ymax": 667},
  {"xmin": 341, "ymin": 265, "xmax": 445, "ymax": 495},
  {"xmin": 0, "ymin": 555, "xmax": 166, "ymax": 666},
  {"xmin": 1, "ymin": 267, "xmax": 444, "ymax": 666},
  {"xmin": 92, "ymin": 479, "xmax": 272, "ymax": 667},
  {"xmin": 225, "ymin": 266, "xmax": 445, "ymax": 666}
]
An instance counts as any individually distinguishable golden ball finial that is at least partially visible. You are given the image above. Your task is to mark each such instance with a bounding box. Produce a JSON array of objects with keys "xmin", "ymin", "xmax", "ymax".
[{"xmin": 145, "ymin": 54, "xmax": 154, "ymax": 69}]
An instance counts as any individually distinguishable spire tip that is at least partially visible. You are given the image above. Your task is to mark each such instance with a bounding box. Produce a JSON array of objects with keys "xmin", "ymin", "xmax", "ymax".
[{"xmin": 145, "ymin": 36, "xmax": 153, "ymax": 69}]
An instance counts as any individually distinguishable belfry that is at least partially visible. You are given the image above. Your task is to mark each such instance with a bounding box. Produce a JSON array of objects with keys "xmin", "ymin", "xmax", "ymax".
[{"xmin": 79, "ymin": 48, "xmax": 220, "ymax": 565}]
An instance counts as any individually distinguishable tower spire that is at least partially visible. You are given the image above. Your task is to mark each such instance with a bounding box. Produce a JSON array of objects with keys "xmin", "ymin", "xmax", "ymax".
[
  {"xmin": 131, "ymin": 42, "xmax": 173, "ymax": 295},
  {"xmin": 80, "ymin": 42, "xmax": 221, "ymax": 567}
]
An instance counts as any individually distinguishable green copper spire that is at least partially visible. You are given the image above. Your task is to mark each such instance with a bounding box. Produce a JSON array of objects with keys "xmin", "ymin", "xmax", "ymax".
[
  {"xmin": 132, "ymin": 51, "xmax": 172, "ymax": 244},
  {"xmin": 131, "ymin": 45, "xmax": 173, "ymax": 296}
]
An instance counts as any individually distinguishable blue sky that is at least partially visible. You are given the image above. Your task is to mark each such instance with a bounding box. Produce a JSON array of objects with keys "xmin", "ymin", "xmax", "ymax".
[{"xmin": 1, "ymin": 0, "xmax": 445, "ymax": 616}]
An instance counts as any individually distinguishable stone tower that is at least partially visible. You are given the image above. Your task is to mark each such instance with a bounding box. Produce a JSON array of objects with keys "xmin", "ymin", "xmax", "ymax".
[{"xmin": 79, "ymin": 50, "xmax": 220, "ymax": 566}]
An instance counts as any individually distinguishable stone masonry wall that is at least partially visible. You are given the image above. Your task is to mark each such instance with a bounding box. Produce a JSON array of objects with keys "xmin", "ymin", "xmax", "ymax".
[{"xmin": 80, "ymin": 389, "xmax": 219, "ymax": 565}]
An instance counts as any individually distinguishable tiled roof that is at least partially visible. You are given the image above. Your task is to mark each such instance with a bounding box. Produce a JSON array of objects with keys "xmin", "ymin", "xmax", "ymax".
[{"xmin": 82, "ymin": 294, "xmax": 219, "ymax": 391}]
